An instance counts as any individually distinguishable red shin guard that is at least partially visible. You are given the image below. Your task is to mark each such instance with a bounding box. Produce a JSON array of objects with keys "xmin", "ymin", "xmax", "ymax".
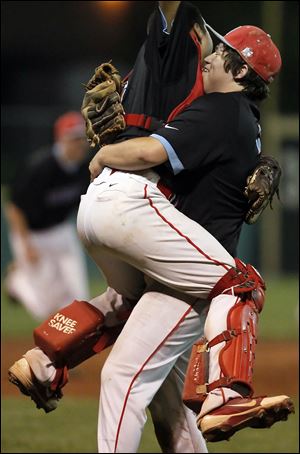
[{"xmin": 183, "ymin": 259, "xmax": 266, "ymax": 413}]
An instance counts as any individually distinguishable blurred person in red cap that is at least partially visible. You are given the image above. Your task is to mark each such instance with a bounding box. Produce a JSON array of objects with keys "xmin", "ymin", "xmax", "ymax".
[{"xmin": 3, "ymin": 111, "xmax": 91, "ymax": 319}]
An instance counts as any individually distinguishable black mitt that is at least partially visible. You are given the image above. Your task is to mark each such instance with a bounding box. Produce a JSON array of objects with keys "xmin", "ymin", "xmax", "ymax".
[
  {"xmin": 244, "ymin": 155, "xmax": 282, "ymax": 224},
  {"xmin": 81, "ymin": 62, "xmax": 126, "ymax": 148}
]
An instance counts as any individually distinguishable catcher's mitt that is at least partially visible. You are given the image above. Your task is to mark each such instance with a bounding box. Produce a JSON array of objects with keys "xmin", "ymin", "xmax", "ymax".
[
  {"xmin": 81, "ymin": 62, "xmax": 126, "ymax": 148},
  {"xmin": 244, "ymin": 155, "xmax": 281, "ymax": 224}
]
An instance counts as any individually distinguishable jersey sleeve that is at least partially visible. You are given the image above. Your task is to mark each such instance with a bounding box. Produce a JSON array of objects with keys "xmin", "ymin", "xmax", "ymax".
[
  {"xmin": 151, "ymin": 94, "xmax": 235, "ymax": 174},
  {"xmin": 145, "ymin": 2, "xmax": 200, "ymax": 84}
]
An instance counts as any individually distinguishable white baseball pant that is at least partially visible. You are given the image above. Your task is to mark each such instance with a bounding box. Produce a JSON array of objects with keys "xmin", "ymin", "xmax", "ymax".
[
  {"xmin": 6, "ymin": 220, "xmax": 89, "ymax": 319},
  {"xmin": 91, "ymin": 285, "xmax": 209, "ymax": 453},
  {"xmin": 96, "ymin": 289, "xmax": 210, "ymax": 453},
  {"xmin": 77, "ymin": 167, "xmax": 235, "ymax": 300},
  {"xmin": 75, "ymin": 168, "xmax": 240, "ymax": 452}
]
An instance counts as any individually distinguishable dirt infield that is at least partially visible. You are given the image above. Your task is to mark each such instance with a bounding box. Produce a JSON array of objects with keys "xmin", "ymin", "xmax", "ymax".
[{"xmin": 2, "ymin": 339, "xmax": 299, "ymax": 398}]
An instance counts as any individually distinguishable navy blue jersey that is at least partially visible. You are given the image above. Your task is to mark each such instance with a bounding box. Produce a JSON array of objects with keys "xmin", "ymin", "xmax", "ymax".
[
  {"xmin": 151, "ymin": 93, "xmax": 261, "ymax": 255},
  {"xmin": 11, "ymin": 146, "xmax": 90, "ymax": 231}
]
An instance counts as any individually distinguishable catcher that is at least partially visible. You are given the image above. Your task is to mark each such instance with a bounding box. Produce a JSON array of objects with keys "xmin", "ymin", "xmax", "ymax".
[{"xmin": 8, "ymin": 1, "xmax": 290, "ymax": 452}]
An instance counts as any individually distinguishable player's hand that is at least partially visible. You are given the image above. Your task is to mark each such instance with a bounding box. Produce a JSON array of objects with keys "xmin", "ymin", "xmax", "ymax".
[{"xmin": 89, "ymin": 151, "xmax": 104, "ymax": 181}]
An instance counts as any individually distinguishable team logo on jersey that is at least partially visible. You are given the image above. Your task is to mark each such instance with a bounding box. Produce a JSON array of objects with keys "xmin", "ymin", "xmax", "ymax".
[
  {"xmin": 165, "ymin": 124, "xmax": 179, "ymax": 131},
  {"xmin": 121, "ymin": 81, "xmax": 128, "ymax": 102}
]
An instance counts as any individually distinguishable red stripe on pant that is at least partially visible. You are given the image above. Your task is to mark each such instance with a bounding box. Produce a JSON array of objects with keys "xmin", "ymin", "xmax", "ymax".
[
  {"xmin": 114, "ymin": 304, "xmax": 194, "ymax": 453},
  {"xmin": 143, "ymin": 184, "xmax": 230, "ymax": 272}
]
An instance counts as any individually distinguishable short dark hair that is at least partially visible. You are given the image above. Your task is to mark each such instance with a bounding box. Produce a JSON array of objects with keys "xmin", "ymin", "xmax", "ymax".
[{"xmin": 223, "ymin": 46, "xmax": 270, "ymax": 102}]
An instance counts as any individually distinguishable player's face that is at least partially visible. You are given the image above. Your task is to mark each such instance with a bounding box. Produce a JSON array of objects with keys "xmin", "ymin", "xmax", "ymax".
[
  {"xmin": 202, "ymin": 43, "xmax": 235, "ymax": 93},
  {"xmin": 61, "ymin": 135, "xmax": 90, "ymax": 162}
]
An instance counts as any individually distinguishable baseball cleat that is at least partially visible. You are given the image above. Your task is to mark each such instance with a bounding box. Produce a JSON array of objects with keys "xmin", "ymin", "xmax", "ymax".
[
  {"xmin": 8, "ymin": 358, "xmax": 62, "ymax": 413},
  {"xmin": 197, "ymin": 395, "xmax": 295, "ymax": 442}
]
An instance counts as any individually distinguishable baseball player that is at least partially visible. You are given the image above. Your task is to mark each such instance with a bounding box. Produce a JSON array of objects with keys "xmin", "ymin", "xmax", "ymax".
[
  {"xmin": 8, "ymin": 3, "xmax": 291, "ymax": 453},
  {"xmin": 76, "ymin": 25, "xmax": 292, "ymax": 452},
  {"xmin": 3, "ymin": 111, "xmax": 91, "ymax": 319},
  {"xmin": 8, "ymin": 5, "xmax": 215, "ymax": 453}
]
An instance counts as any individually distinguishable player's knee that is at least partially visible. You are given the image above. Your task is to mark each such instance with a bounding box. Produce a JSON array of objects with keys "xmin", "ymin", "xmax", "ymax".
[
  {"xmin": 204, "ymin": 294, "xmax": 236, "ymax": 338},
  {"xmin": 100, "ymin": 355, "xmax": 136, "ymax": 394},
  {"xmin": 100, "ymin": 359, "xmax": 121, "ymax": 391}
]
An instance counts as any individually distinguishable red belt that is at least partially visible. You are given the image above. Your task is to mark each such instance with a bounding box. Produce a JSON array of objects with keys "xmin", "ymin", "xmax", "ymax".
[{"xmin": 157, "ymin": 180, "xmax": 174, "ymax": 200}]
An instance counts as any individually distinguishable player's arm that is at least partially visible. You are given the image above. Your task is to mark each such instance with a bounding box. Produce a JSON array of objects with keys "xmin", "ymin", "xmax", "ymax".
[
  {"xmin": 5, "ymin": 202, "xmax": 39, "ymax": 263},
  {"xmin": 89, "ymin": 137, "xmax": 168, "ymax": 180},
  {"xmin": 159, "ymin": 1, "xmax": 181, "ymax": 32}
]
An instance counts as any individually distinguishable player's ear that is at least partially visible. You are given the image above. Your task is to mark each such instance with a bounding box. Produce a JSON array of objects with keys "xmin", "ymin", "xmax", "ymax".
[{"xmin": 235, "ymin": 64, "xmax": 249, "ymax": 80}]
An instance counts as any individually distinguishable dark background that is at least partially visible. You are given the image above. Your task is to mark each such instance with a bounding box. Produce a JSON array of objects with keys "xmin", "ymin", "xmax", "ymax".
[{"xmin": 1, "ymin": 1, "xmax": 299, "ymax": 274}]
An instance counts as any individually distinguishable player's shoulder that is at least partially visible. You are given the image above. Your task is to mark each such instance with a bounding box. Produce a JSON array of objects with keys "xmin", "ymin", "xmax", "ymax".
[
  {"xmin": 189, "ymin": 92, "xmax": 248, "ymax": 114},
  {"xmin": 27, "ymin": 145, "xmax": 53, "ymax": 169}
]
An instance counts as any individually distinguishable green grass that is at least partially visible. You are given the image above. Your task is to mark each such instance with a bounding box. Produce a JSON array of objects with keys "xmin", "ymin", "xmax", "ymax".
[
  {"xmin": 1, "ymin": 397, "xmax": 298, "ymax": 453},
  {"xmin": 1, "ymin": 275, "xmax": 298, "ymax": 453},
  {"xmin": 1, "ymin": 275, "xmax": 298, "ymax": 340},
  {"xmin": 0, "ymin": 397, "xmax": 162, "ymax": 453},
  {"xmin": 1, "ymin": 398, "xmax": 99, "ymax": 453},
  {"xmin": 258, "ymin": 275, "xmax": 299, "ymax": 340}
]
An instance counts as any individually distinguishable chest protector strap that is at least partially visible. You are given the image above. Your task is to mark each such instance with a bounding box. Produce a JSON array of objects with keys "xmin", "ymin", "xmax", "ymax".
[
  {"xmin": 124, "ymin": 113, "xmax": 165, "ymax": 132},
  {"xmin": 167, "ymin": 30, "xmax": 204, "ymax": 122},
  {"xmin": 124, "ymin": 30, "xmax": 204, "ymax": 132}
]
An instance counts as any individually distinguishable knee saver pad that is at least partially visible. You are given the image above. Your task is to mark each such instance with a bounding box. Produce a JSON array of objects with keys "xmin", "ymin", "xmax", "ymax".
[{"xmin": 33, "ymin": 300, "xmax": 112, "ymax": 369}]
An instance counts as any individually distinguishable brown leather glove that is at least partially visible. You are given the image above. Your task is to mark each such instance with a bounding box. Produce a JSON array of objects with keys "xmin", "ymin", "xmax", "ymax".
[
  {"xmin": 244, "ymin": 155, "xmax": 281, "ymax": 224},
  {"xmin": 81, "ymin": 62, "xmax": 126, "ymax": 148}
]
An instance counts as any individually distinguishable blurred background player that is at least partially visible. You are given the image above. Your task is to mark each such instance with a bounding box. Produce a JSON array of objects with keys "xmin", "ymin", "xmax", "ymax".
[{"xmin": 3, "ymin": 111, "xmax": 91, "ymax": 319}]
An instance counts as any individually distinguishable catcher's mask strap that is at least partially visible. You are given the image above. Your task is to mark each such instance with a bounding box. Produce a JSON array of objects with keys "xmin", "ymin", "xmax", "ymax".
[{"xmin": 125, "ymin": 114, "xmax": 164, "ymax": 132}]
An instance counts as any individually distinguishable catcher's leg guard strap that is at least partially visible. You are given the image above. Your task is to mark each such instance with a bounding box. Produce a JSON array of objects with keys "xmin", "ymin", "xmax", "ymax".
[
  {"xmin": 182, "ymin": 338, "xmax": 209, "ymax": 413},
  {"xmin": 182, "ymin": 296, "xmax": 258, "ymax": 413},
  {"xmin": 209, "ymin": 258, "xmax": 266, "ymax": 313},
  {"xmin": 33, "ymin": 300, "xmax": 120, "ymax": 369}
]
